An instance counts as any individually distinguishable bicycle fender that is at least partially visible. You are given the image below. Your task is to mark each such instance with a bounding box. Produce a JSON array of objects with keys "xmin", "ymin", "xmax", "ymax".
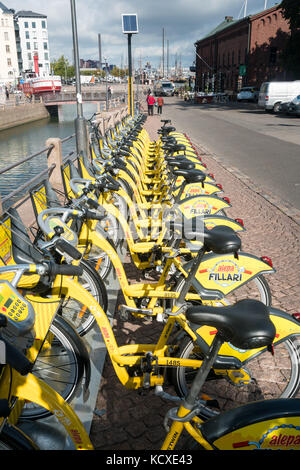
[
  {"xmin": 201, "ymin": 398, "xmax": 300, "ymax": 450},
  {"xmin": 189, "ymin": 251, "xmax": 275, "ymax": 299},
  {"xmin": 177, "ymin": 182, "xmax": 222, "ymax": 198},
  {"xmin": 15, "ymin": 373, "xmax": 94, "ymax": 450},
  {"xmin": 177, "ymin": 195, "xmax": 231, "ymax": 219}
]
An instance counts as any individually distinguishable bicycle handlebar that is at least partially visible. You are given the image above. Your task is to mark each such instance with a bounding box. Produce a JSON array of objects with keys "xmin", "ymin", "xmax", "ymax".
[{"xmin": 55, "ymin": 239, "xmax": 82, "ymax": 261}]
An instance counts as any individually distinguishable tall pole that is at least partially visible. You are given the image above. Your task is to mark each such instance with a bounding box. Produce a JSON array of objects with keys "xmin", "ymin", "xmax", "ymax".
[
  {"xmin": 70, "ymin": 0, "xmax": 88, "ymax": 158},
  {"xmin": 162, "ymin": 28, "xmax": 165, "ymax": 78},
  {"xmin": 167, "ymin": 40, "xmax": 169, "ymax": 78},
  {"xmin": 244, "ymin": 0, "xmax": 248, "ymax": 17},
  {"xmin": 127, "ymin": 33, "xmax": 133, "ymax": 116},
  {"xmin": 98, "ymin": 34, "xmax": 102, "ymax": 70}
]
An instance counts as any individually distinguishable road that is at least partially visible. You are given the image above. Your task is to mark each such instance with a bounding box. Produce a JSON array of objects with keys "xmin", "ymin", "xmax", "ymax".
[{"xmin": 160, "ymin": 97, "xmax": 300, "ymax": 210}]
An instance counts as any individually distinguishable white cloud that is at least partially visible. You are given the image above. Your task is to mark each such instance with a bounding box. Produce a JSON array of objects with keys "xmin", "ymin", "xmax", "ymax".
[{"xmin": 9, "ymin": 0, "xmax": 279, "ymax": 67}]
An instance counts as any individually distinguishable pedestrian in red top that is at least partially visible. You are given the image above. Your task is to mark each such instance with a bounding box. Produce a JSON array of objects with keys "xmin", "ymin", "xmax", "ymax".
[
  {"xmin": 146, "ymin": 94, "xmax": 156, "ymax": 115},
  {"xmin": 157, "ymin": 96, "xmax": 164, "ymax": 114}
]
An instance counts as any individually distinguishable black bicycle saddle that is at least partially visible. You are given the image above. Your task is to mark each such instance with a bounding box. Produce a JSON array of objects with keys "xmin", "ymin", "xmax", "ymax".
[{"xmin": 186, "ymin": 299, "xmax": 276, "ymax": 350}]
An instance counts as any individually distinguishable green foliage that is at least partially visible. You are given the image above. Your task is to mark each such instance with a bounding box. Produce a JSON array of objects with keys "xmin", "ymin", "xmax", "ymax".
[{"xmin": 51, "ymin": 56, "xmax": 75, "ymax": 79}]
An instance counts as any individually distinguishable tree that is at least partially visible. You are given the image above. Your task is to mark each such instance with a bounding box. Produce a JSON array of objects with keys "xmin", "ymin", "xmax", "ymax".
[
  {"xmin": 51, "ymin": 56, "xmax": 75, "ymax": 79},
  {"xmin": 280, "ymin": 0, "xmax": 300, "ymax": 77}
]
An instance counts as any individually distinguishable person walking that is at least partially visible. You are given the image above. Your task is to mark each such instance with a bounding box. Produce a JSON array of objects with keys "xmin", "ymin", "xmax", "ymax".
[
  {"xmin": 146, "ymin": 93, "xmax": 156, "ymax": 116},
  {"xmin": 157, "ymin": 96, "xmax": 164, "ymax": 114}
]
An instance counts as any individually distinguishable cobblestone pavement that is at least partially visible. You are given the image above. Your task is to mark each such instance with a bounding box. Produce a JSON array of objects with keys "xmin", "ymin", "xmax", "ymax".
[{"xmin": 89, "ymin": 111, "xmax": 300, "ymax": 450}]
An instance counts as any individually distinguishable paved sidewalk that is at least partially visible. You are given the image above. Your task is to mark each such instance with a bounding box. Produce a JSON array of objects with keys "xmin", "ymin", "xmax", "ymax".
[{"xmin": 89, "ymin": 113, "xmax": 300, "ymax": 450}]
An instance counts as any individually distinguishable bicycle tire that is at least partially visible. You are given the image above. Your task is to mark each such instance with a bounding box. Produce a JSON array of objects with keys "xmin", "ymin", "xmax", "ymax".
[
  {"xmin": 171, "ymin": 333, "xmax": 300, "ymax": 411},
  {"xmin": 59, "ymin": 259, "xmax": 108, "ymax": 336},
  {"xmin": 20, "ymin": 315, "xmax": 85, "ymax": 420},
  {"xmin": 84, "ymin": 228, "xmax": 114, "ymax": 282},
  {"xmin": 0, "ymin": 424, "xmax": 39, "ymax": 450}
]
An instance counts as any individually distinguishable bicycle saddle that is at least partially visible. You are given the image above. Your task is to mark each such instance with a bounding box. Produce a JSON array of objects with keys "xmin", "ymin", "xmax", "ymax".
[
  {"xmin": 173, "ymin": 169, "xmax": 206, "ymax": 184},
  {"xmin": 186, "ymin": 299, "xmax": 276, "ymax": 350},
  {"xmin": 184, "ymin": 225, "xmax": 241, "ymax": 254},
  {"xmin": 167, "ymin": 160, "xmax": 195, "ymax": 171}
]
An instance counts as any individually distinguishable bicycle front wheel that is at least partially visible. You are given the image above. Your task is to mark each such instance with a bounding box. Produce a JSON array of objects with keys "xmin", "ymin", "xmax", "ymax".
[
  {"xmin": 20, "ymin": 315, "xmax": 85, "ymax": 420},
  {"xmin": 0, "ymin": 424, "xmax": 39, "ymax": 450},
  {"xmin": 59, "ymin": 259, "xmax": 108, "ymax": 336}
]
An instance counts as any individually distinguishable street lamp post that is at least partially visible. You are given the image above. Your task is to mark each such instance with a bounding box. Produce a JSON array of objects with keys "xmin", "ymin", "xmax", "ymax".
[
  {"xmin": 70, "ymin": 0, "xmax": 88, "ymax": 158},
  {"xmin": 122, "ymin": 14, "xmax": 138, "ymax": 116}
]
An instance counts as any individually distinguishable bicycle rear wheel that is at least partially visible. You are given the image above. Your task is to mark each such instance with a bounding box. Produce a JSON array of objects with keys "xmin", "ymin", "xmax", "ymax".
[{"xmin": 172, "ymin": 334, "xmax": 300, "ymax": 410}]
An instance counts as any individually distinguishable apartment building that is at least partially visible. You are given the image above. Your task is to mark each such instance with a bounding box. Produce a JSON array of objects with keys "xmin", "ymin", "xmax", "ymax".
[
  {"xmin": 0, "ymin": 2, "xmax": 19, "ymax": 86},
  {"xmin": 15, "ymin": 10, "xmax": 50, "ymax": 77}
]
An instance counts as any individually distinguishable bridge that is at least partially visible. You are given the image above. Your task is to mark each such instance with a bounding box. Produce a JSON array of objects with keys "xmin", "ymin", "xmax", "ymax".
[{"xmin": 42, "ymin": 90, "xmax": 109, "ymax": 105}]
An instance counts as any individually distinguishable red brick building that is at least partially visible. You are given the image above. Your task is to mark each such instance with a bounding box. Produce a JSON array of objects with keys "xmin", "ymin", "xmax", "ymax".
[{"xmin": 194, "ymin": 4, "xmax": 291, "ymax": 94}]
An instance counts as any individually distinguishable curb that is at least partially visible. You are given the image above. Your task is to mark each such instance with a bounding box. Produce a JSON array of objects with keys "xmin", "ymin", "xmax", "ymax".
[{"xmin": 191, "ymin": 138, "xmax": 300, "ymax": 227}]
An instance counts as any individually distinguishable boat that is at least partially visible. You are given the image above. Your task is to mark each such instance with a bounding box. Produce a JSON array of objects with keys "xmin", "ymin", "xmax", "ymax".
[
  {"xmin": 20, "ymin": 53, "xmax": 62, "ymax": 96},
  {"xmin": 21, "ymin": 73, "xmax": 62, "ymax": 96}
]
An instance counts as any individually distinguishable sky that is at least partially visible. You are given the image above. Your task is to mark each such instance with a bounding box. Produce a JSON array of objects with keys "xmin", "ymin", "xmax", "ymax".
[{"xmin": 8, "ymin": 0, "xmax": 281, "ymax": 69}]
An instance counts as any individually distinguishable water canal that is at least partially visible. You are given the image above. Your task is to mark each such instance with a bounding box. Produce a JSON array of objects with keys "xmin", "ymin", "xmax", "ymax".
[{"xmin": 0, "ymin": 102, "xmax": 98, "ymax": 202}]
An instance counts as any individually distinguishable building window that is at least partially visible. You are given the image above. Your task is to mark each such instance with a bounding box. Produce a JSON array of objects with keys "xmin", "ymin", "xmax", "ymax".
[
  {"xmin": 5, "ymin": 45, "xmax": 10, "ymax": 53},
  {"xmin": 24, "ymin": 21, "xmax": 29, "ymax": 28},
  {"xmin": 44, "ymin": 53, "xmax": 49, "ymax": 60},
  {"xmin": 7, "ymin": 58, "xmax": 12, "ymax": 66},
  {"xmin": 4, "ymin": 32, "xmax": 8, "ymax": 41},
  {"xmin": 270, "ymin": 47, "xmax": 277, "ymax": 64},
  {"xmin": 25, "ymin": 31, "xmax": 30, "ymax": 39},
  {"xmin": 32, "ymin": 22, "xmax": 36, "ymax": 29},
  {"xmin": 34, "ymin": 42, "xmax": 38, "ymax": 50},
  {"xmin": 28, "ymin": 53, "xmax": 32, "ymax": 60},
  {"xmin": 43, "ymin": 42, "xmax": 48, "ymax": 50},
  {"xmin": 42, "ymin": 20, "xmax": 46, "ymax": 29},
  {"xmin": 26, "ymin": 42, "xmax": 31, "ymax": 50}
]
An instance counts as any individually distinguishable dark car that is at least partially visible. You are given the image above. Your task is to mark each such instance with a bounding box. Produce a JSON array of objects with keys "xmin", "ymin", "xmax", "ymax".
[
  {"xmin": 287, "ymin": 95, "xmax": 300, "ymax": 116},
  {"xmin": 277, "ymin": 101, "xmax": 290, "ymax": 114}
]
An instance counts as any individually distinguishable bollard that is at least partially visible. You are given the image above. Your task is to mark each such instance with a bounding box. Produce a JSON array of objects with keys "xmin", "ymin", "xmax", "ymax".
[{"xmin": 46, "ymin": 137, "xmax": 64, "ymax": 191}]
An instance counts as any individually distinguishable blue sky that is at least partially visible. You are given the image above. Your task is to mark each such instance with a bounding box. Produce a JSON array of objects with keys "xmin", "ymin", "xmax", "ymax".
[{"xmin": 8, "ymin": 0, "xmax": 280, "ymax": 68}]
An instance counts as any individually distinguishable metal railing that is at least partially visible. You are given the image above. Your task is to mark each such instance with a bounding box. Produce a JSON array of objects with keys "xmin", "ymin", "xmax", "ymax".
[{"xmin": 0, "ymin": 134, "xmax": 76, "ymax": 212}]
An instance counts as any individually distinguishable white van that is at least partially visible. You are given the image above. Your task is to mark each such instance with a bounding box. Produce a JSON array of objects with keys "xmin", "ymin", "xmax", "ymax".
[
  {"xmin": 258, "ymin": 81, "xmax": 300, "ymax": 112},
  {"xmin": 153, "ymin": 80, "xmax": 175, "ymax": 97}
]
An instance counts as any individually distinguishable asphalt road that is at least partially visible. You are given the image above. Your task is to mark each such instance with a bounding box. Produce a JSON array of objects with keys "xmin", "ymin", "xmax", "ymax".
[{"xmin": 160, "ymin": 97, "xmax": 300, "ymax": 210}]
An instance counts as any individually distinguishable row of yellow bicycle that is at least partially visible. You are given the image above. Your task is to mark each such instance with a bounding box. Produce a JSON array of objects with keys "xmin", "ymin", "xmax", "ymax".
[{"xmin": 0, "ymin": 112, "xmax": 299, "ymax": 450}]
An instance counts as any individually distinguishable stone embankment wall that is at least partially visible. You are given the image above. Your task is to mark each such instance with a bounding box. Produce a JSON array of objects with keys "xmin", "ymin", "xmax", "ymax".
[{"xmin": 0, "ymin": 103, "xmax": 49, "ymax": 131}]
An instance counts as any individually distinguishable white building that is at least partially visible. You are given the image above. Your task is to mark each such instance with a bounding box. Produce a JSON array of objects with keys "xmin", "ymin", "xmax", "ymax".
[
  {"xmin": 15, "ymin": 10, "xmax": 50, "ymax": 77},
  {"xmin": 0, "ymin": 2, "xmax": 19, "ymax": 87}
]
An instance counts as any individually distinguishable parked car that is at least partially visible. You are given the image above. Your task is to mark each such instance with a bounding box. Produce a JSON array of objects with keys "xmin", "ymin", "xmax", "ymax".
[
  {"xmin": 237, "ymin": 87, "xmax": 259, "ymax": 102},
  {"xmin": 287, "ymin": 95, "xmax": 300, "ymax": 116},
  {"xmin": 277, "ymin": 101, "xmax": 290, "ymax": 114},
  {"xmin": 258, "ymin": 80, "xmax": 300, "ymax": 112}
]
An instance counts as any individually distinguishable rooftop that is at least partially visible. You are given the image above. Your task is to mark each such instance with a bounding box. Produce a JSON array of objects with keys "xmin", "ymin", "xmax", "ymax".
[
  {"xmin": 195, "ymin": 4, "xmax": 282, "ymax": 44},
  {"xmin": 15, "ymin": 10, "xmax": 47, "ymax": 19},
  {"xmin": 0, "ymin": 2, "xmax": 13, "ymax": 14}
]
